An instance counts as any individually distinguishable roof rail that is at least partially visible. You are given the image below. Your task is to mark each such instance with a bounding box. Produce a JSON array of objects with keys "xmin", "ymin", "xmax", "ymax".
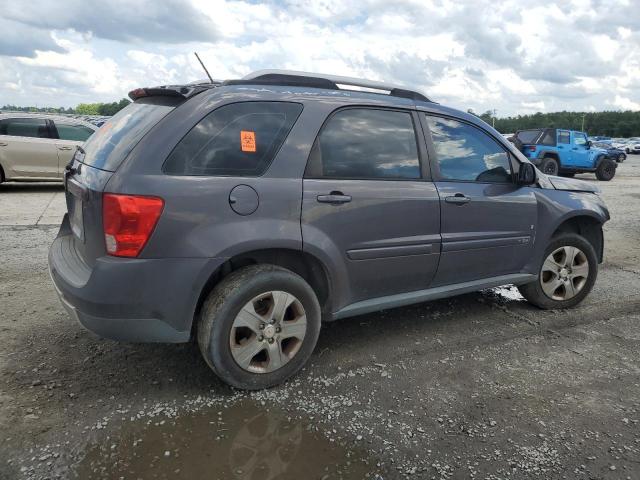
[{"xmin": 225, "ymin": 69, "xmax": 432, "ymax": 103}]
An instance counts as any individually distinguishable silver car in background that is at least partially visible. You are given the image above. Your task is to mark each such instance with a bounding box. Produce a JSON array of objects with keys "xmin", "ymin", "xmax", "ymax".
[{"xmin": 0, "ymin": 113, "xmax": 97, "ymax": 183}]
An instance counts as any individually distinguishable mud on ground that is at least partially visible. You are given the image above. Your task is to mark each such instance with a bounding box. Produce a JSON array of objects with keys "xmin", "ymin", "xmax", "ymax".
[{"xmin": 1, "ymin": 158, "xmax": 640, "ymax": 479}]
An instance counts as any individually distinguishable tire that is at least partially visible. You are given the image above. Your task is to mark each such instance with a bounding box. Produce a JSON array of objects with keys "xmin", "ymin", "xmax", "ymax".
[
  {"xmin": 595, "ymin": 159, "xmax": 616, "ymax": 181},
  {"xmin": 518, "ymin": 233, "xmax": 598, "ymax": 310},
  {"xmin": 197, "ymin": 264, "xmax": 321, "ymax": 390},
  {"xmin": 540, "ymin": 157, "xmax": 559, "ymax": 176}
]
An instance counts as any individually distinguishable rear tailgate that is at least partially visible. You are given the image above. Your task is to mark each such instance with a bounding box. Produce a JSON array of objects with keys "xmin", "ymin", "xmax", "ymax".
[{"xmin": 62, "ymin": 98, "xmax": 179, "ymax": 266}]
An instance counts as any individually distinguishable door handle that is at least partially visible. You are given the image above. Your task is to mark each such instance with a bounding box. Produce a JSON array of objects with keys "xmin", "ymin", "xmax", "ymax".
[
  {"xmin": 317, "ymin": 191, "xmax": 352, "ymax": 205},
  {"xmin": 572, "ymin": 147, "xmax": 578, "ymax": 150},
  {"xmin": 444, "ymin": 193, "xmax": 470, "ymax": 205},
  {"xmin": 58, "ymin": 146, "xmax": 73, "ymax": 151},
  {"xmin": 0, "ymin": 142, "xmax": 7, "ymax": 146}
]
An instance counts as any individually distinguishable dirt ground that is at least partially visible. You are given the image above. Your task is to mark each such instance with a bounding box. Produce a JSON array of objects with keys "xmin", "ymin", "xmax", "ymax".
[{"xmin": 1, "ymin": 157, "xmax": 639, "ymax": 480}]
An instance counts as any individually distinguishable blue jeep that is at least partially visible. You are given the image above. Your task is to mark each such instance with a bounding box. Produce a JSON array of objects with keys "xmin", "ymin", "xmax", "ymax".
[{"xmin": 514, "ymin": 128, "xmax": 617, "ymax": 181}]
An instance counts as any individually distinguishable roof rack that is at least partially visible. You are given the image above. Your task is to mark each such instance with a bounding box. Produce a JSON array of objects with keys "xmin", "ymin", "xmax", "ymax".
[{"xmin": 225, "ymin": 69, "xmax": 432, "ymax": 103}]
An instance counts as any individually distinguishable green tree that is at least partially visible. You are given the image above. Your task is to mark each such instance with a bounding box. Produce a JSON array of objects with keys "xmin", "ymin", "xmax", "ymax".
[{"xmin": 75, "ymin": 103, "xmax": 101, "ymax": 115}]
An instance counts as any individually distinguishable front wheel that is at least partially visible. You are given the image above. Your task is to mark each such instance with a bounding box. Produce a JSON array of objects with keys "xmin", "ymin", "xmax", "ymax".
[
  {"xmin": 595, "ymin": 159, "xmax": 616, "ymax": 181},
  {"xmin": 197, "ymin": 264, "xmax": 321, "ymax": 390},
  {"xmin": 518, "ymin": 233, "xmax": 598, "ymax": 309},
  {"xmin": 540, "ymin": 157, "xmax": 559, "ymax": 176}
]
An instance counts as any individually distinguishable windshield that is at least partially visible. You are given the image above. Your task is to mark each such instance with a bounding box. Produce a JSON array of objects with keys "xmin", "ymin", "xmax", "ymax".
[{"xmin": 80, "ymin": 100, "xmax": 176, "ymax": 172}]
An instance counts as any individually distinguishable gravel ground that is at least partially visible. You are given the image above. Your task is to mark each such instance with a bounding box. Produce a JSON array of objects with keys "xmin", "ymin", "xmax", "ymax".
[{"xmin": 1, "ymin": 158, "xmax": 639, "ymax": 480}]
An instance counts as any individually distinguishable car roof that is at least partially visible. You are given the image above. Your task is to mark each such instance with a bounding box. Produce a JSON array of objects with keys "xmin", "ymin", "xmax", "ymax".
[{"xmin": 0, "ymin": 112, "xmax": 98, "ymax": 130}]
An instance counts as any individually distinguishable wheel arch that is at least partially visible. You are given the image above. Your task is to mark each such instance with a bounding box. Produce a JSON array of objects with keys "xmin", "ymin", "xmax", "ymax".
[
  {"xmin": 550, "ymin": 214, "xmax": 604, "ymax": 263},
  {"xmin": 539, "ymin": 151, "xmax": 560, "ymax": 163},
  {"xmin": 192, "ymin": 248, "xmax": 332, "ymax": 337}
]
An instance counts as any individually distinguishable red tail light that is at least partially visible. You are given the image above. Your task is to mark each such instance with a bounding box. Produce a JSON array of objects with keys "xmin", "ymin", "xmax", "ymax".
[
  {"xmin": 528, "ymin": 145, "xmax": 537, "ymax": 151},
  {"xmin": 103, "ymin": 193, "xmax": 164, "ymax": 257}
]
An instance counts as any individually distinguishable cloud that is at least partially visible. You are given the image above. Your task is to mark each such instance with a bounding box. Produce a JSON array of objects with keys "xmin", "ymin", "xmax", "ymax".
[
  {"xmin": 0, "ymin": 19, "xmax": 66, "ymax": 57},
  {"xmin": 4, "ymin": 0, "xmax": 219, "ymax": 44},
  {"xmin": 0, "ymin": 0, "xmax": 639, "ymax": 115}
]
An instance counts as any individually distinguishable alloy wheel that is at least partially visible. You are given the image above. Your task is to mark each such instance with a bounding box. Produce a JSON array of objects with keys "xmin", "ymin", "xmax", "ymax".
[
  {"xmin": 540, "ymin": 246, "xmax": 589, "ymax": 301},
  {"xmin": 229, "ymin": 291, "xmax": 307, "ymax": 373}
]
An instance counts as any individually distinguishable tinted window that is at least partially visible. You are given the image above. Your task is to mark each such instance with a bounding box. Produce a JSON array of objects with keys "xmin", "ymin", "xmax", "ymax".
[
  {"xmin": 0, "ymin": 118, "xmax": 50, "ymax": 138},
  {"xmin": 164, "ymin": 102, "xmax": 303, "ymax": 176},
  {"xmin": 515, "ymin": 130, "xmax": 542, "ymax": 144},
  {"xmin": 540, "ymin": 130, "xmax": 555, "ymax": 145},
  {"xmin": 426, "ymin": 115, "xmax": 512, "ymax": 183},
  {"xmin": 55, "ymin": 122, "xmax": 95, "ymax": 142},
  {"xmin": 558, "ymin": 131, "xmax": 570, "ymax": 144},
  {"xmin": 307, "ymin": 108, "xmax": 420, "ymax": 180},
  {"xmin": 81, "ymin": 99, "xmax": 176, "ymax": 171}
]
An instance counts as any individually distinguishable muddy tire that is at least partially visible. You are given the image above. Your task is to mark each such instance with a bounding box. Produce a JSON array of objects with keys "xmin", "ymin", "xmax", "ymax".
[
  {"xmin": 518, "ymin": 233, "xmax": 598, "ymax": 310},
  {"xmin": 595, "ymin": 159, "xmax": 616, "ymax": 181},
  {"xmin": 197, "ymin": 264, "xmax": 321, "ymax": 390},
  {"xmin": 540, "ymin": 157, "xmax": 559, "ymax": 176}
]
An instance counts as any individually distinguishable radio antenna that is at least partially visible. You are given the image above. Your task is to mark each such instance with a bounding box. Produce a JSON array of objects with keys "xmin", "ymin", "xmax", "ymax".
[{"xmin": 194, "ymin": 52, "xmax": 214, "ymax": 83}]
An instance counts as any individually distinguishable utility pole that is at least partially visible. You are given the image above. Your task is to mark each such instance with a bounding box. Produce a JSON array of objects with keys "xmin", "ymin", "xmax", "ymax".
[
  {"xmin": 492, "ymin": 109, "xmax": 497, "ymax": 128},
  {"xmin": 581, "ymin": 113, "xmax": 586, "ymax": 132}
]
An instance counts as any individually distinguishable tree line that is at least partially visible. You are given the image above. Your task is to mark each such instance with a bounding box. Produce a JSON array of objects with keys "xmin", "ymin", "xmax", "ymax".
[
  {"xmin": 475, "ymin": 110, "xmax": 640, "ymax": 137},
  {"xmin": 1, "ymin": 98, "xmax": 130, "ymax": 117}
]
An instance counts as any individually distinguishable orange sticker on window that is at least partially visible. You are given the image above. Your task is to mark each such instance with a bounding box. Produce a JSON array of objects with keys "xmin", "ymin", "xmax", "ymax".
[{"xmin": 240, "ymin": 130, "xmax": 256, "ymax": 152}]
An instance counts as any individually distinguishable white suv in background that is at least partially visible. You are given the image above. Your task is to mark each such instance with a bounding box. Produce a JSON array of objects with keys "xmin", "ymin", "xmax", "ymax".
[
  {"xmin": 0, "ymin": 113, "xmax": 97, "ymax": 183},
  {"xmin": 625, "ymin": 138, "xmax": 640, "ymax": 155}
]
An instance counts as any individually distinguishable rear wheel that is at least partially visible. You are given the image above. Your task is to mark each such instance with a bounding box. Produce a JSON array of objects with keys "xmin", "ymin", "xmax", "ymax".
[
  {"xmin": 198, "ymin": 264, "xmax": 321, "ymax": 390},
  {"xmin": 595, "ymin": 159, "xmax": 616, "ymax": 181},
  {"xmin": 518, "ymin": 233, "xmax": 597, "ymax": 309},
  {"xmin": 540, "ymin": 157, "xmax": 559, "ymax": 176}
]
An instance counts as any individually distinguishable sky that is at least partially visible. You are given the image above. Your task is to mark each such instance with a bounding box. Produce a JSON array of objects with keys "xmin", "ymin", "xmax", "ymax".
[{"xmin": 0, "ymin": 0, "xmax": 639, "ymax": 116}]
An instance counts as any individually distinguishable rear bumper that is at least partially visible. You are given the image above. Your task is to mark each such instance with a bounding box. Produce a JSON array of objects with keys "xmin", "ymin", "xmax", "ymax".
[{"xmin": 48, "ymin": 221, "xmax": 224, "ymax": 343}]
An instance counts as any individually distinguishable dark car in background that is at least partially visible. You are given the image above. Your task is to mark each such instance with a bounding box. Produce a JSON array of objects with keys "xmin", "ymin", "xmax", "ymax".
[
  {"xmin": 49, "ymin": 70, "xmax": 610, "ymax": 389},
  {"xmin": 593, "ymin": 141, "xmax": 626, "ymax": 162}
]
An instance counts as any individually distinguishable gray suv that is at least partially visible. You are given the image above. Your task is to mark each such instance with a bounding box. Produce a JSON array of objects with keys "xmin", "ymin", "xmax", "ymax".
[{"xmin": 49, "ymin": 70, "xmax": 609, "ymax": 389}]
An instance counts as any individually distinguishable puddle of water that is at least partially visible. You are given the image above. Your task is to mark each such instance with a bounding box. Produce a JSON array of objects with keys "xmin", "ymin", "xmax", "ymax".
[
  {"xmin": 483, "ymin": 285, "xmax": 525, "ymax": 303},
  {"xmin": 71, "ymin": 400, "xmax": 377, "ymax": 480}
]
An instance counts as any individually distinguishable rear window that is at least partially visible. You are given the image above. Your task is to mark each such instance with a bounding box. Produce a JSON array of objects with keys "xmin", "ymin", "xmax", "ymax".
[
  {"xmin": 163, "ymin": 102, "xmax": 303, "ymax": 177},
  {"xmin": 54, "ymin": 122, "xmax": 95, "ymax": 142},
  {"xmin": 515, "ymin": 130, "xmax": 542, "ymax": 144},
  {"xmin": 80, "ymin": 99, "xmax": 176, "ymax": 171}
]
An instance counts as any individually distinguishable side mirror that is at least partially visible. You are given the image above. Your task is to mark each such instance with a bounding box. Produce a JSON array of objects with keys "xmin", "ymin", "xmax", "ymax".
[
  {"xmin": 518, "ymin": 162, "xmax": 537, "ymax": 185},
  {"xmin": 586, "ymin": 140, "xmax": 592, "ymax": 149}
]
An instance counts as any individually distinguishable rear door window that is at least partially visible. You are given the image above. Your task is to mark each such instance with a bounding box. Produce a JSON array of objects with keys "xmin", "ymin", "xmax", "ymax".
[
  {"xmin": 305, "ymin": 108, "xmax": 421, "ymax": 180},
  {"xmin": 0, "ymin": 118, "xmax": 51, "ymax": 138},
  {"xmin": 557, "ymin": 130, "xmax": 571, "ymax": 144},
  {"xmin": 163, "ymin": 102, "xmax": 303, "ymax": 176},
  {"xmin": 54, "ymin": 122, "xmax": 95, "ymax": 142},
  {"xmin": 80, "ymin": 99, "xmax": 177, "ymax": 172}
]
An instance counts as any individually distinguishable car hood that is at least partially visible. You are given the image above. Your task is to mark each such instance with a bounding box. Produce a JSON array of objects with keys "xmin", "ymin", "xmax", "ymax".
[{"xmin": 546, "ymin": 175, "xmax": 601, "ymax": 193}]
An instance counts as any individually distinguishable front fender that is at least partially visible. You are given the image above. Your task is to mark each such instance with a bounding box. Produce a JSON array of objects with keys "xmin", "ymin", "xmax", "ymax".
[{"xmin": 523, "ymin": 189, "xmax": 609, "ymax": 274}]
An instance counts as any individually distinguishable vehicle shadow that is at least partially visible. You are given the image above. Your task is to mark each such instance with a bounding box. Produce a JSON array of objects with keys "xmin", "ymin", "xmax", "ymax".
[
  {"xmin": 9, "ymin": 286, "xmax": 535, "ymax": 403},
  {"xmin": 0, "ymin": 182, "xmax": 64, "ymax": 193}
]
